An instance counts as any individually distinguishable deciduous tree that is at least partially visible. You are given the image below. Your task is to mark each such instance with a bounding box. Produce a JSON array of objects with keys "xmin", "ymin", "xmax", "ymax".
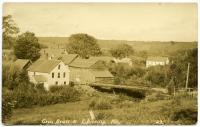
[
  {"xmin": 14, "ymin": 32, "xmax": 41, "ymax": 61},
  {"xmin": 3, "ymin": 15, "xmax": 19, "ymax": 49},
  {"xmin": 66, "ymin": 33, "xmax": 101, "ymax": 58},
  {"xmin": 110, "ymin": 43, "xmax": 134, "ymax": 58}
]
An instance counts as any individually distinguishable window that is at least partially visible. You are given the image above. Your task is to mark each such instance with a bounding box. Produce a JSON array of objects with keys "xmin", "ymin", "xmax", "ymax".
[
  {"xmin": 55, "ymin": 81, "xmax": 58, "ymax": 85},
  {"xmin": 63, "ymin": 72, "xmax": 66, "ymax": 78},
  {"xmin": 58, "ymin": 65, "xmax": 60, "ymax": 69},
  {"xmin": 52, "ymin": 72, "xmax": 54, "ymax": 78},
  {"xmin": 58, "ymin": 73, "xmax": 60, "ymax": 78},
  {"xmin": 64, "ymin": 81, "xmax": 66, "ymax": 85}
]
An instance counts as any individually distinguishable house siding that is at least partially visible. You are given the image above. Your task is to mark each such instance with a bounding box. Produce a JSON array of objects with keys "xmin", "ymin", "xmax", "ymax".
[
  {"xmin": 69, "ymin": 67, "xmax": 95, "ymax": 84},
  {"xmin": 146, "ymin": 59, "xmax": 169, "ymax": 68},
  {"xmin": 28, "ymin": 61, "xmax": 69, "ymax": 90}
]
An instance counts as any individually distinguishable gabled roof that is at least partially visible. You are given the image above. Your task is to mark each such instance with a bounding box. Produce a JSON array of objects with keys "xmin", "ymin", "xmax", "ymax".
[
  {"xmin": 90, "ymin": 70, "xmax": 114, "ymax": 78},
  {"xmin": 69, "ymin": 58, "xmax": 100, "ymax": 68},
  {"xmin": 59, "ymin": 54, "xmax": 78, "ymax": 65},
  {"xmin": 34, "ymin": 75, "xmax": 47, "ymax": 82},
  {"xmin": 28, "ymin": 59, "xmax": 61, "ymax": 73},
  {"xmin": 147, "ymin": 56, "xmax": 169, "ymax": 62},
  {"xmin": 14, "ymin": 59, "xmax": 31, "ymax": 69},
  {"xmin": 89, "ymin": 56, "xmax": 114, "ymax": 63}
]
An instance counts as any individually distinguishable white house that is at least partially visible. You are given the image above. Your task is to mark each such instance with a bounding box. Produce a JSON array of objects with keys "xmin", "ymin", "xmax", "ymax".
[
  {"xmin": 146, "ymin": 56, "xmax": 169, "ymax": 68},
  {"xmin": 113, "ymin": 57, "xmax": 133, "ymax": 66},
  {"xmin": 27, "ymin": 59, "xmax": 70, "ymax": 90}
]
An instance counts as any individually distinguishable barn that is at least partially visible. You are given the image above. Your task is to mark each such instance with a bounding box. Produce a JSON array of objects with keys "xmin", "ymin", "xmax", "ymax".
[{"xmin": 69, "ymin": 58, "xmax": 114, "ymax": 84}]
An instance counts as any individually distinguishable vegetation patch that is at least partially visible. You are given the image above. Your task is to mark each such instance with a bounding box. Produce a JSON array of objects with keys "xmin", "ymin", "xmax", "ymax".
[{"xmin": 89, "ymin": 97, "xmax": 112, "ymax": 110}]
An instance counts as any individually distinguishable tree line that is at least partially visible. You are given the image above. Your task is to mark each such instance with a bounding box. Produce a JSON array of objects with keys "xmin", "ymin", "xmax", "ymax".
[{"xmin": 3, "ymin": 15, "xmax": 135, "ymax": 61}]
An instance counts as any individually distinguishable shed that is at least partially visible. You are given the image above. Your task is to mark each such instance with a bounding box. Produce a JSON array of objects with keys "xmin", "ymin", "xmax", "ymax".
[{"xmin": 14, "ymin": 59, "xmax": 32, "ymax": 70}]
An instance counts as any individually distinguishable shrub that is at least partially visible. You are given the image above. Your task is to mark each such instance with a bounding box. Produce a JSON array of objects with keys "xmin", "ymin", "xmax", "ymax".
[
  {"xmin": 11, "ymin": 92, "xmax": 35, "ymax": 108},
  {"xmin": 171, "ymin": 108, "xmax": 197, "ymax": 124},
  {"xmin": 89, "ymin": 99, "xmax": 96, "ymax": 108},
  {"xmin": 49, "ymin": 85, "xmax": 64, "ymax": 93},
  {"xmin": 2, "ymin": 90, "xmax": 15, "ymax": 123},
  {"xmin": 146, "ymin": 92, "xmax": 169, "ymax": 102},
  {"xmin": 89, "ymin": 98, "xmax": 112, "ymax": 110},
  {"xmin": 12, "ymin": 85, "xmax": 81, "ymax": 108},
  {"xmin": 160, "ymin": 97, "xmax": 197, "ymax": 124},
  {"xmin": 69, "ymin": 81, "xmax": 75, "ymax": 87},
  {"xmin": 114, "ymin": 88, "xmax": 146, "ymax": 100},
  {"xmin": 2, "ymin": 62, "xmax": 21, "ymax": 90},
  {"xmin": 35, "ymin": 83, "xmax": 46, "ymax": 93},
  {"xmin": 96, "ymin": 112, "xmax": 112, "ymax": 120}
]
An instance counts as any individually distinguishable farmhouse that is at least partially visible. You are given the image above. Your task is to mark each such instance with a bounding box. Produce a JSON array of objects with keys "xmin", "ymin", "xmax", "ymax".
[
  {"xmin": 27, "ymin": 59, "xmax": 70, "ymax": 90},
  {"xmin": 69, "ymin": 58, "xmax": 114, "ymax": 84},
  {"xmin": 113, "ymin": 57, "xmax": 133, "ymax": 66},
  {"xmin": 14, "ymin": 59, "xmax": 32, "ymax": 70},
  {"xmin": 146, "ymin": 56, "xmax": 169, "ymax": 68}
]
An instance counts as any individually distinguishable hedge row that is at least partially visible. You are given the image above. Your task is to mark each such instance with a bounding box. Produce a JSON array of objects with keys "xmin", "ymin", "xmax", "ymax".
[{"xmin": 11, "ymin": 86, "xmax": 81, "ymax": 108}]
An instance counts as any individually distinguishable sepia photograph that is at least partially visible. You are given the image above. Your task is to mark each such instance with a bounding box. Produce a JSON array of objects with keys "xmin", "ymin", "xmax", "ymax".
[{"xmin": 2, "ymin": 2, "xmax": 198, "ymax": 125}]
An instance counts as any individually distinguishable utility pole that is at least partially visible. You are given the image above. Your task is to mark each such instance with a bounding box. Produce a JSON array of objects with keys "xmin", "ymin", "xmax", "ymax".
[{"xmin": 185, "ymin": 63, "xmax": 190, "ymax": 90}]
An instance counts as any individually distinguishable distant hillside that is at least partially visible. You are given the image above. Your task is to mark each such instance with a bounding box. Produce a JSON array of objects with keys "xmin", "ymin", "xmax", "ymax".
[{"xmin": 38, "ymin": 37, "xmax": 197, "ymax": 56}]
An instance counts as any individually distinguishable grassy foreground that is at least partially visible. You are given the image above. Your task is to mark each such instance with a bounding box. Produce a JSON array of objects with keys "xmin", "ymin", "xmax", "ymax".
[{"xmin": 5, "ymin": 93, "xmax": 197, "ymax": 125}]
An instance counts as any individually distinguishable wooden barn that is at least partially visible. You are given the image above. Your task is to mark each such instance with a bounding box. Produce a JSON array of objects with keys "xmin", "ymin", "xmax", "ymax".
[{"xmin": 68, "ymin": 57, "xmax": 114, "ymax": 84}]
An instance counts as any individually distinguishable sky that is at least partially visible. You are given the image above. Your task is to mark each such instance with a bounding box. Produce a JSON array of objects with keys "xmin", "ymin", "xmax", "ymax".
[{"xmin": 3, "ymin": 3, "xmax": 198, "ymax": 42}]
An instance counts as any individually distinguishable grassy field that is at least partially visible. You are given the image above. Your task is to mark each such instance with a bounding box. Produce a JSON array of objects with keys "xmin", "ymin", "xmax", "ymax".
[
  {"xmin": 6, "ymin": 90, "xmax": 197, "ymax": 125},
  {"xmin": 38, "ymin": 37, "xmax": 197, "ymax": 56}
]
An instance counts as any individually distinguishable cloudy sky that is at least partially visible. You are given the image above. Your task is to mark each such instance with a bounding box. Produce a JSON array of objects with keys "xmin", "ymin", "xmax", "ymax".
[{"xmin": 3, "ymin": 3, "xmax": 198, "ymax": 42}]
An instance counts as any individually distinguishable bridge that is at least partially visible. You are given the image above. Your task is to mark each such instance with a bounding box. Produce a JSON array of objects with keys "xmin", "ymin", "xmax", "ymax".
[
  {"xmin": 89, "ymin": 83, "xmax": 168, "ymax": 94},
  {"xmin": 89, "ymin": 83, "xmax": 151, "ymax": 92}
]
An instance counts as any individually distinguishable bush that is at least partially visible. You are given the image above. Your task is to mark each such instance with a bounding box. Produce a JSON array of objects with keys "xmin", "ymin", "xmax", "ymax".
[
  {"xmin": 11, "ymin": 92, "xmax": 35, "ymax": 108},
  {"xmin": 12, "ymin": 85, "xmax": 81, "ymax": 108},
  {"xmin": 160, "ymin": 97, "xmax": 197, "ymax": 124},
  {"xmin": 96, "ymin": 112, "xmax": 112, "ymax": 120},
  {"xmin": 2, "ymin": 90, "xmax": 15, "ymax": 123},
  {"xmin": 145, "ymin": 66, "xmax": 168, "ymax": 87},
  {"xmin": 35, "ymin": 83, "xmax": 46, "ymax": 93},
  {"xmin": 89, "ymin": 98, "xmax": 112, "ymax": 110},
  {"xmin": 145, "ymin": 91, "xmax": 170, "ymax": 102},
  {"xmin": 69, "ymin": 81, "xmax": 75, "ymax": 87},
  {"xmin": 49, "ymin": 85, "xmax": 64, "ymax": 93},
  {"xmin": 2, "ymin": 62, "xmax": 21, "ymax": 90},
  {"xmin": 171, "ymin": 108, "xmax": 197, "ymax": 124}
]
